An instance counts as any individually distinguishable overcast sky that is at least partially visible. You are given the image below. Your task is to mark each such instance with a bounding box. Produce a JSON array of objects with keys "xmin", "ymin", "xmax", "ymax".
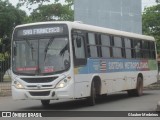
[{"xmin": 8, "ymin": 0, "xmax": 157, "ymax": 15}]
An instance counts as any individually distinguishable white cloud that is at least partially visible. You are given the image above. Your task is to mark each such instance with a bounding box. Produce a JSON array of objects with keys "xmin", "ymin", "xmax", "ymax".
[{"xmin": 142, "ymin": 0, "xmax": 157, "ymax": 10}]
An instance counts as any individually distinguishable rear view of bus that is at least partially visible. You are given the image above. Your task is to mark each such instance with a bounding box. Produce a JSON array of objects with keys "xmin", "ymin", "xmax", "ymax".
[{"xmin": 11, "ymin": 22, "xmax": 73, "ymax": 106}]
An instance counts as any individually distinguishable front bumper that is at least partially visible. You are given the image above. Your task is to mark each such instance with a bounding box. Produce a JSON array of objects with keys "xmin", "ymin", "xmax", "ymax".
[{"xmin": 12, "ymin": 86, "xmax": 72, "ymax": 100}]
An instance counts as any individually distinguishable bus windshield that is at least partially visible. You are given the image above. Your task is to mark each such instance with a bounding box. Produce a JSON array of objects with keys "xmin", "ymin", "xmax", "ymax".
[{"xmin": 12, "ymin": 37, "xmax": 70, "ymax": 75}]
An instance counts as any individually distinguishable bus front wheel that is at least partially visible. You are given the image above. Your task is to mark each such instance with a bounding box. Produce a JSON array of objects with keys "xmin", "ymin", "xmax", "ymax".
[
  {"xmin": 41, "ymin": 100, "xmax": 50, "ymax": 107},
  {"xmin": 87, "ymin": 81, "xmax": 96, "ymax": 106}
]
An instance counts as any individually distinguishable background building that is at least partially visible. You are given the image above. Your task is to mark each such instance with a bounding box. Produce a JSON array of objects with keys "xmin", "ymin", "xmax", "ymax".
[{"xmin": 74, "ymin": 0, "xmax": 142, "ymax": 34}]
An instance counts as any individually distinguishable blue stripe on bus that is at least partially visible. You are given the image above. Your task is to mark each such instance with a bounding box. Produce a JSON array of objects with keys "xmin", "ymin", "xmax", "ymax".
[{"xmin": 75, "ymin": 59, "xmax": 157, "ymax": 74}]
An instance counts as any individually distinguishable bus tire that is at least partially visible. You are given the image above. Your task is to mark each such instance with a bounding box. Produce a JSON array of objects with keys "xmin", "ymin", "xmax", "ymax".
[
  {"xmin": 128, "ymin": 77, "xmax": 143, "ymax": 96},
  {"xmin": 135, "ymin": 77, "xmax": 143, "ymax": 96},
  {"xmin": 41, "ymin": 100, "xmax": 50, "ymax": 107},
  {"xmin": 87, "ymin": 81, "xmax": 96, "ymax": 106}
]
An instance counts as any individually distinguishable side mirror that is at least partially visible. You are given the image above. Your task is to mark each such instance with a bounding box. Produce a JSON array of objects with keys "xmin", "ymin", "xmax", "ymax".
[
  {"xmin": 13, "ymin": 42, "xmax": 17, "ymax": 56},
  {"xmin": 64, "ymin": 60, "xmax": 70, "ymax": 69},
  {"xmin": 76, "ymin": 37, "xmax": 82, "ymax": 48},
  {"xmin": 13, "ymin": 46, "xmax": 17, "ymax": 56}
]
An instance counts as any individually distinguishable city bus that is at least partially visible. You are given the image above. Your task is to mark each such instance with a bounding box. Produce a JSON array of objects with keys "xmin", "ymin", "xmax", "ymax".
[{"xmin": 11, "ymin": 21, "xmax": 158, "ymax": 106}]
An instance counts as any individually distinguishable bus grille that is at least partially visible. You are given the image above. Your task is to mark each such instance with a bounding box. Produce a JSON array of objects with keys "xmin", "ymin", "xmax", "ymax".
[
  {"xmin": 29, "ymin": 91, "xmax": 50, "ymax": 96},
  {"xmin": 21, "ymin": 77, "xmax": 58, "ymax": 83}
]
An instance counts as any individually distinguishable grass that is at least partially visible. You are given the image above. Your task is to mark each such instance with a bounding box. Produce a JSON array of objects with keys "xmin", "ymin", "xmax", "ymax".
[{"xmin": 3, "ymin": 75, "xmax": 11, "ymax": 81}]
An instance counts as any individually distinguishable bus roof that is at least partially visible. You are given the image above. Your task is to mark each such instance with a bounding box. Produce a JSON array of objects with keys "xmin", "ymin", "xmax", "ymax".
[{"xmin": 15, "ymin": 21, "xmax": 155, "ymax": 41}]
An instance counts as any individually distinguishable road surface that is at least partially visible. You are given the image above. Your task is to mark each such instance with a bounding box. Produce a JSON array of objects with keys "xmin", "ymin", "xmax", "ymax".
[{"xmin": 0, "ymin": 90, "xmax": 160, "ymax": 120}]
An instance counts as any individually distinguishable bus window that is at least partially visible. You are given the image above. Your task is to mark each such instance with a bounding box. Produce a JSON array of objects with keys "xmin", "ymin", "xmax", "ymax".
[
  {"xmin": 150, "ymin": 41, "xmax": 155, "ymax": 50},
  {"xmin": 134, "ymin": 40, "xmax": 142, "ymax": 58},
  {"xmin": 87, "ymin": 33, "xmax": 98, "ymax": 58},
  {"xmin": 101, "ymin": 35, "xmax": 110, "ymax": 46},
  {"xmin": 100, "ymin": 34, "xmax": 111, "ymax": 58},
  {"xmin": 113, "ymin": 36, "xmax": 122, "ymax": 58},
  {"xmin": 124, "ymin": 38, "xmax": 132, "ymax": 59},
  {"xmin": 73, "ymin": 35, "xmax": 85, "ymax": 59},
  {"xmin": 72, "ymin": 33, "xmax": 87, "ymax": 66},
  {"xmin": 150, "ymin": 42, "xmax": 156, "ymax": 59},
  {"xmin": 142, "ymin": 41, "xmax": 150, "ymax": 58}
]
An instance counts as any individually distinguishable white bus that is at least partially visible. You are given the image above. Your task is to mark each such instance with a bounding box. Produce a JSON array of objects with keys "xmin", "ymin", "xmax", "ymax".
[{"xmin": 11, "ymin": 21, "xmax": 158, "ymax": 106}]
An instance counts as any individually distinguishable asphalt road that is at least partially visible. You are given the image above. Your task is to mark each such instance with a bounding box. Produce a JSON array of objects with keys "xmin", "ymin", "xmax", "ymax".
[
  {"xmin": 0, "ymin": 90, "xmax": 160, "ymax": 120},
  {"xmin": 0, "ymin": 90, "xmax": 160, "ymax": 111}
]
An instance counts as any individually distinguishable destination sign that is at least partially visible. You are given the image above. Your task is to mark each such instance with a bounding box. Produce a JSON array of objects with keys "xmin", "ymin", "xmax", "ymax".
[{"xmin": 17, "ymin": 26, "xmax": 64, "ymax": 37}]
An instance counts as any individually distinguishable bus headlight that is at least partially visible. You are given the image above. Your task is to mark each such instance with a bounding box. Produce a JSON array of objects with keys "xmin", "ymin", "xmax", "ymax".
[
  {"xmin": 55, "ymin": 77, "xmax": 71, "ymax": 89},
  {"xmin": 14, "ymin": 81, "xmax": 24, "ymax": 89}
]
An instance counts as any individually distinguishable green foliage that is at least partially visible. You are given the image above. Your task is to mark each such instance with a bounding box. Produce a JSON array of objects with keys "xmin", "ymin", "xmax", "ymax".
[
  {"xmin": 18, "ymin": 0, "xmax": 73, "ymax": 5},
  {"xmin": 0, "ymin": 0, "xmax": 27, "ymax": 56},
  {"xmin": 19, "ymin": 0, "xmax": 74, "ymax": 22},
  {"xmin": 29, "ymin": 3, "xmax": 74, "ymax": 22},
  {"xmin": 0, "ymin": 0, "xmax": 27, "ymax": 81},
  {"xmin": 156, "ymin": 0, "xmax": 160, "ymax": 3},
  {"xmin": 0, "ymin": 0, "xmax": 27, "ymax": 39},
  {"xmin": 18, "ymin": 0, "xmax": 74, "ymax": 9},
  {"xmin": 0, "ymin": 0, "xmax": 27, "ymax": 57},
  {"xmin": 142, "ymin": 4, "xmax": 160, "ymax": 52}
]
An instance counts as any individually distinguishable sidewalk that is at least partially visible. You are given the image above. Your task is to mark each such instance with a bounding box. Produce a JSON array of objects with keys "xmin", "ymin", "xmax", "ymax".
[
  {"xmin": 145, "ymin": 79, "xmax": 160, "ymax": 90},
  {"xmin": 0, "ymin": 82, "xmax": 11, "ymax": 96}
]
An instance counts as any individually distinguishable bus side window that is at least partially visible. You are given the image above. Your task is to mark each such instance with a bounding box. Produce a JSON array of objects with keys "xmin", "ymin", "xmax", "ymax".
[
  {"xmin": 124, "ymin": 38, "xmax": 132, "ymax": 59},
  {"xmin": 150, "ymin": 41, "xmax": 156, "ymax": 59},
  {"xmin": 87, "ymin": 33, "xmax": 98, "ymax": 58},
  {"xmin": 142, "ymin": 41, "xmax": 150, "ymax": 58},
  {"xmin": 112, "ymin": 36, "xmax": 122, "ymax": 58},
  {"xmin": 100, "ymin": 34, "xmax": 111, "ymax": 58},
  {"xmin": 73, "ymin": 35, "xmax": 85, "ymax": 59},
  {"xmin": 133, "ymin": 40, "xmax": 142, "ymax": 58},
  {"xmin": 72, "ymin": 33, "xmax": 87, "ymax": 66}
]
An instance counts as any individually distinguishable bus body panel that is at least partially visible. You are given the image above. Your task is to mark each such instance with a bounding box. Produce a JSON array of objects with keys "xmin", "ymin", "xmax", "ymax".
[
  {"xmin": 12, "ymin": 78, "xmax": 74, "ymax": 100},
  {"xmin": 73, "ymin": 70, "xmax": 158, "ymax": 98},
  {"xmin": 73, "ymin": 58, "xmax": 158, "ymax": 98},
  {"xmin": 11, "ymin": 74, "xmax": 75, "ymax": 100}
]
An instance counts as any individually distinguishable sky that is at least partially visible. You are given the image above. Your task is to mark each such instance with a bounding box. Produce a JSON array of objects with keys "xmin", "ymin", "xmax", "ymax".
[
  {"xmin": 8, "ymin": 0, "xmax": 158, "ymax": 15},
  {"xmin": 142, "ymin": 0, "xmax": 157, "ymax": 8}
]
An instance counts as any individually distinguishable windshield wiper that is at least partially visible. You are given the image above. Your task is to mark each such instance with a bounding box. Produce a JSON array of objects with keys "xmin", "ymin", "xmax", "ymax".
[
  {"xmin": 44, "ymin": 37, "xmax": 55, "ymax": 61},
  {"xmin": 25, "ymin": 38, "xmax": 34, "ymax": 60}
]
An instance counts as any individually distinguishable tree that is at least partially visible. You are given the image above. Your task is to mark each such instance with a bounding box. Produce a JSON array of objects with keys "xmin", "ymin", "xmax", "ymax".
[
  {"xmin": 29, "ymin": 3, "xmax": 74, "ymax": 22},
  {"xmin": 18, "ymin": 0, "xmax": 74, "ymax": 22},
  {"xmin": 0, "ymin": 0, "xmax": 27, "ymax": 82},
  {"xmin": 18, "ymin": 0, "xmax": 74, "ymax": 5},
  {"xmin": 142, "ymin": 3, "xmax": 160, "ymax": 52},
  {"xmin": 156, "ymin": 0, "xmax": 160, "ymax": 3}
]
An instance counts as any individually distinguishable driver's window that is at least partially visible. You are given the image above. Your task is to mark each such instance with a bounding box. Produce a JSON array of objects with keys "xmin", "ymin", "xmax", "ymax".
[{"xmin": 73, "ymin": 35, "xmax": 85, "ymax": 59}]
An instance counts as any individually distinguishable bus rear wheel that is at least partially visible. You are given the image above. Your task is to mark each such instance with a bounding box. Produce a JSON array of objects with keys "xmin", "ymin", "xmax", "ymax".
[
  {"xmin": 87, "ymin": 81, "xmax": 96, "ymax": 106},
  {"xmin": 128, "ymin": 77, "xmax": 143, "ymax": 96},
  {"xmin": 136, "ymin": 77, "xmax": 143, "ymax": 96},
  {"xmin": 41, "ymin": 100, "xmax": 50, "ymax": 107}
]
